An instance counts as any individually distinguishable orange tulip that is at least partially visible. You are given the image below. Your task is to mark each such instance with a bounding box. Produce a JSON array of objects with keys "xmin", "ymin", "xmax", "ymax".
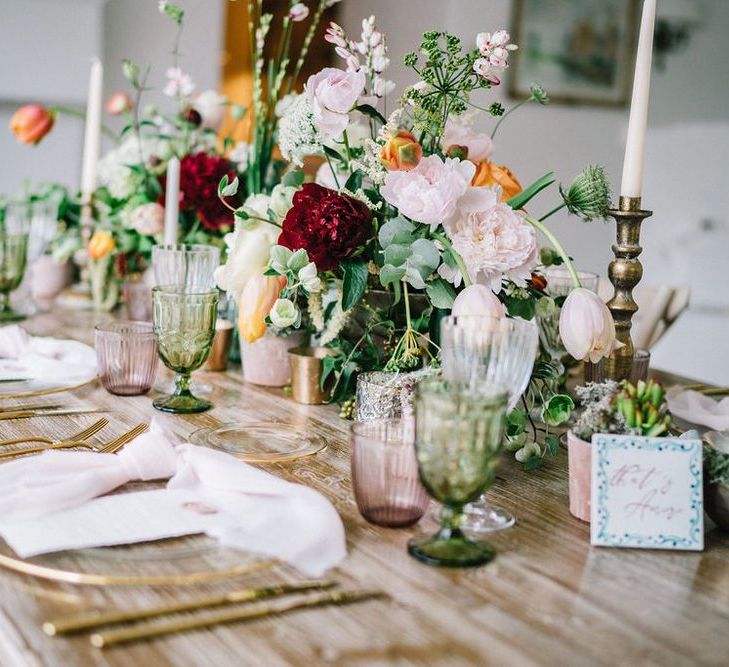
[
  {"xmin": 87, "ymin": 230, "xmax": 116, "ymax": 260},
  {"xmin": 380, "ymin": 130, "xmax": 422, "ymax": 171},
  {"xmin": 10, "ymin": 104, "xmax": 54, "ymax": 145},
  {"xmin": 471, "ymin": 161, "xmax": 522, "ymax": 201},
  {"xmin": 238, "ymin": 273, "xmax": 287, "ymax": 343}
]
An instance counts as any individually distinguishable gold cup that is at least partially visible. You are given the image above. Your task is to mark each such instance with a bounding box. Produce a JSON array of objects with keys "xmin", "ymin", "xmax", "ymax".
[
  {"xmin": 288, "ymin": 347, "xmax": 336, "ymax": 405},
  {"xmin": 203, "ymin": 319, "xmax": 234, "ymax": 372}
]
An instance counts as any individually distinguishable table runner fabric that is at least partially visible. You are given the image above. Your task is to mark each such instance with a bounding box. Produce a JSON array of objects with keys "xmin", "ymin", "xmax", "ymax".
[
  {"xmin": 667, "ymin": 388, "xmax": 729, "ymax": 432},
  {"xmin": 0, "ymin": 324, "xmax": 97, "ymax": 384},
  {"xmin": 0, "ymin": 421, "xmax": 347, "ymax": 577}
]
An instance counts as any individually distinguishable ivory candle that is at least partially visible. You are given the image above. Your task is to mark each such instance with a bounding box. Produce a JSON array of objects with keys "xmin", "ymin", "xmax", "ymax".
[
  {"xmin": 164, "ymin": 157, "xmax": 180, "ymax": 245},
  {"xmin": 80, "ymin": 58, "xmax": 103, "ymax": 198},
  {"xmin": 620, "ymin": 0, "xmax": 657, "ymax": 199}
]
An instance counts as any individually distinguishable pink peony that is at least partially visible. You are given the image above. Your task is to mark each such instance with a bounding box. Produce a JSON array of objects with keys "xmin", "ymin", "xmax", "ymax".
[
  {"xmin": 442, "ymin": 118, "xmax": 494, "ymax": 162},
  {"xmin": 442, "ymin": 195, "xmax": 538, "ymax": 290},
  {"xmin": 129, "ymin": 202, "xmax": 165, "ymax": 237},
  {"xmin": 305, "ymin": 67, "xmax": 366, "ymax": 139},
  {"xmin": 381, "ymin": 156, "xmax": 475, "ymax": 228}
]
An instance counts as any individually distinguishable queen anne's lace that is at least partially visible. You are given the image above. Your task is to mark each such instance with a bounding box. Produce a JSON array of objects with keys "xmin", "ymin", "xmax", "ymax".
[{"xmin": 277, "ymin": 94, "xmax": 322, "ymax": 166}]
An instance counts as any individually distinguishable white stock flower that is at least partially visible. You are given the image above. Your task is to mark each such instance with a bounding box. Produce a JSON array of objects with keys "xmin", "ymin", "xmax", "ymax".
[
  {"xmin": 163, "ymin": 67, "xmax": 195, "ymax": 98},
  {"xmin": 269, "ymin": 299, "xmax": 298, "ymax": 328},
  {"xmin": 298, "ymin": 262, "xmax": 321, "ymax": 293}
]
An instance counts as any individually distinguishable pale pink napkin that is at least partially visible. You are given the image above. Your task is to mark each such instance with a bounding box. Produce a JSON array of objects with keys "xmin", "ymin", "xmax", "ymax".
[
  {"xmin": 0, "ymin": 324, "xmax": 97, "ymax": 383},
  {"xmin": 667, "ymin": 388, "xmax": 729, "ymax": 432},
  {"xmin": 0, "ymin": 421, "xmax": 347, "ymax": 576}
]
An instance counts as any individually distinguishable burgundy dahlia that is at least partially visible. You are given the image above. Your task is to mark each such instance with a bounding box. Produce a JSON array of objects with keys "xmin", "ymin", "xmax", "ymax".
[
  {"xmin": 279, "ymin": 183, "xmax": 372, "ymax": 271},
  {"xmin": 165, "ymin": 151, "xmax": 238, "ymax": 232}
]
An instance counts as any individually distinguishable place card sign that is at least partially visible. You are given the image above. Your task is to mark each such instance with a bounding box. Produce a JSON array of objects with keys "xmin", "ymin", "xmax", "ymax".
[{"xmin": 590, "ymin": 434, "xmax": 703, "ymax": 551}]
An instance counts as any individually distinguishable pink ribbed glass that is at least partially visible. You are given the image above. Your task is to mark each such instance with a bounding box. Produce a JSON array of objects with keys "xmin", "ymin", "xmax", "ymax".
[
  {"xmin": 95, "ymin": 321, "xmax": 159, "ymax": 396},
  {"xmin": 350, "ymin": 419, "xmax": 429, "ymax": 527}
]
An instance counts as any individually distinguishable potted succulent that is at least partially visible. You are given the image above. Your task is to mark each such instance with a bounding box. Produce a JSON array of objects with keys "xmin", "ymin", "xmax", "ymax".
[
  {"xmin": 568, "ymin": 379, "xmax": 672, "ymax": 522},
  {"xmin": 703, "ymin": 434, "xmax": 729, "ymax": 531}
]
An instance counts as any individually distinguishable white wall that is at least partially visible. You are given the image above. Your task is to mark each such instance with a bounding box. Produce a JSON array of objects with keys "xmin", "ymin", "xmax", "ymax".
[
  {"xmin": 341, "ymin": 0, "xmax": 729, "ymax": 383},
  {"xmin": 0, "ymin": 0, "xmax": 224, "ymax": 198}
]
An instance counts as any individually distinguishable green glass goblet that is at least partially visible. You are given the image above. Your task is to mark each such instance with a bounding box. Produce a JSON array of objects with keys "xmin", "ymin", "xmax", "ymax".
[
  {"xmin": 408, "ymin": 378, "xmax": 508, "ymax": 567},
  {"xmin": 152, "ymin": 286, "xmax": 218, "ymax": 414},
  {"xmin": 0, "ymin": 205, "xmax": 31, "ymax": 322}
]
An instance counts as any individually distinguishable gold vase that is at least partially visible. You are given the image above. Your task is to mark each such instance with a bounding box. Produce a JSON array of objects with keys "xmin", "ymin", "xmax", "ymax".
[{"xmin": 288, "ymin": 347, "xmax": 336, "ymax": 405}]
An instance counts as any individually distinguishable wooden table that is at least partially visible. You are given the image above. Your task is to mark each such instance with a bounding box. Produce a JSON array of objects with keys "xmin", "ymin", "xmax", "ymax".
[{"xmin": 1, "ymin": 307, "xmax": 728, "ymax": 667}]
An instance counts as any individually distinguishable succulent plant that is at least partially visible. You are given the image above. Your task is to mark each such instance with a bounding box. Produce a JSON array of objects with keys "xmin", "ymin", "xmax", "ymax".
[
  {"xmin": 572, "ymin": 379, "xmax": 672, "ymax": 440},
  {"xmin": 614, "ymin": 380, "xmax": 672, "ymax": 437}
]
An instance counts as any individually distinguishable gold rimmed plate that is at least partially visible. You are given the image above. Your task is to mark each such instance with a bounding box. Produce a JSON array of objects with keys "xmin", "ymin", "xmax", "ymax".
[
  {"xmin": 0, "ymin": 534, "xmax": 275, "ymax": 586},
  {"xmin": 0, "ymin": 376, "xmax": 97, "ymax": 400},
  {"xmin": 189, "ymin": 422, "xmax": 327, "ymax": 463}
]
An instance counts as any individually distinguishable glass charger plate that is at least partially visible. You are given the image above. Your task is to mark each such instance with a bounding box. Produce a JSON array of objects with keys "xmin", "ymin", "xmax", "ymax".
[
  {"xmin": 0, "ymin": 376, "xmax": 96, "ymax": 399},
  {"xmin": 189, "ymin": 422, "xmax": 327, "ymax": 463},
  {"xmin": 0, "ymin": 534, "xmax": 275, "ymax": 586}
]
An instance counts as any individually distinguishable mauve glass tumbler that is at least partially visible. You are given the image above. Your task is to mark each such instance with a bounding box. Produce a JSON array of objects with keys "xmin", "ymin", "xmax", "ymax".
[
  {"xmin": 95, "ymin": 321, "xmax": 159, "ymax": 396},
  {"xmin": 350, "ymin": 419, "xmax": 429, "ymax": 527}
]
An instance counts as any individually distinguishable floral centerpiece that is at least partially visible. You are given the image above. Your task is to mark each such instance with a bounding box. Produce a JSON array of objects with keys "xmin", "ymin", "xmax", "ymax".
[{"xmin": 215, "ymin": 12, "xmax": 619, "ymax": 466}]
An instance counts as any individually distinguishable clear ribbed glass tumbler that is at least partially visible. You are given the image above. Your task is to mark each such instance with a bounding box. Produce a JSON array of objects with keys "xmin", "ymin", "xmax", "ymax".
[{"xmin": 95, "ymin": 321, "xmax": 159, "ymax": 396}]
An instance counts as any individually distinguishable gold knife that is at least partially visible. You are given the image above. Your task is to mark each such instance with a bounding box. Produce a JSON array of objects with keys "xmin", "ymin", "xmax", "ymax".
[
  {"xmin": 0, "ymin": 404, "xmax": 64, "ymax": 414},
  {"xmin": 0, "ymin": 408, "xmax": 108, "ymax": 421},
  {"xmin": 44, "ymin": 580, "xmax": 336, "ymax": 635},
  {"xmin": 88, "ymin": 590, "xmax": 387, "ymax": 648}
]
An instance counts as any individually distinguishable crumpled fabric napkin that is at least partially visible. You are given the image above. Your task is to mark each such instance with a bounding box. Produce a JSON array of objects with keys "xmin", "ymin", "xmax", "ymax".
[
  {"xmin": 667, "ymin": 388, "xmax": 729, "ymax": 432},
  {"xmin": 0, "ymin": 421, "xmax": 346, "ymax": 576},
  {"xmin": 0, "ymin": 324, "xmax": 97, "ymax": 383}
]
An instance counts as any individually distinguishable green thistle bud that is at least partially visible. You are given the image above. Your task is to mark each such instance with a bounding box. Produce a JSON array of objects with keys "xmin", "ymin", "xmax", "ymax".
[
  {"xmin": 560, "ymin": 165, "xmax": 612, "ymax": 222},
  {"xmin": 122, "ymin": 59, "xmax": 140, "ymax": 88}
]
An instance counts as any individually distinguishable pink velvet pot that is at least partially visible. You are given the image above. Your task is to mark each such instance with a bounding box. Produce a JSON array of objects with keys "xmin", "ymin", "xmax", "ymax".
[
  {"xmin": 31, "ymin": 256, "xmax": 74, "ymax": 310},
  {"xmin": 567, "ymin": 430, "xmax": 592, "ymax": 523},
  {"xmin": 240, "ymin": 329, "xmax": 308, "ymax": 387}
]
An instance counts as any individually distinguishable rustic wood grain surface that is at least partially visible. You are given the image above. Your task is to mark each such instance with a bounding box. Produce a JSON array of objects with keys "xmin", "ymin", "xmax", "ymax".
[{"xmin": 0, "ymin": 307, "xmax": 727, "ymax": 667}]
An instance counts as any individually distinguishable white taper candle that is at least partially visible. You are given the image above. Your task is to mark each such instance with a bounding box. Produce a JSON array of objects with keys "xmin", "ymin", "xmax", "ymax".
[
  {"xmin": 164, "ymin": 157, "xmax": 180, "ymax": 246},
  {"xmin": 80, "ymin": 57, "xmax": 103, "ymax": 199},
  {"xmin": 620, "ymin": 0, "xmax": 657, "ymax": 199}
]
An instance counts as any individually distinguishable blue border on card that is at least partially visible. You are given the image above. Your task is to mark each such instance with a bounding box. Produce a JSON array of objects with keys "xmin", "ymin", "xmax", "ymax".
[{"xmin": 593, "ymin": 434, "xmax": 703, "ymax": 549}]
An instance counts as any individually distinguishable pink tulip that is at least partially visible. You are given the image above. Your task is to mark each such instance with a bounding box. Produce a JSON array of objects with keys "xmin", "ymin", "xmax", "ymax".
[
  {"xmin": 559, "ymin": 288, "xmax": 622, "ymax": 363},
  {"xmin": 451, "ymin": 284, "xmax": 505, "ymax": 318},
  {"xmin": 10, "ymin": 104, "xmax": 54, "ymax": 144},
  {"xmin": 105, "ymin": 92, "xmax": 132, "ymax": 116},
  {"xmin": 238, "ymin": 273, "xmax": 287, "ymax": 343}
]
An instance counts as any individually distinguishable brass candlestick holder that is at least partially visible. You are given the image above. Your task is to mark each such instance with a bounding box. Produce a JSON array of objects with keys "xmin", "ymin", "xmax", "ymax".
[{"xmin": 604, "ymin": 195, "xmax": 653, "ymax": 381}]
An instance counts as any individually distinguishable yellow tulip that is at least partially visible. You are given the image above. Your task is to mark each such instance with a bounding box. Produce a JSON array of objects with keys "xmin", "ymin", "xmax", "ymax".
[
  {"xmin": 238, "ymin": 273, "xmax": 287, "ymax": 343},
  {"xmin": 87, "ymin": 230, "xmax": 116, "ymax": 260}
]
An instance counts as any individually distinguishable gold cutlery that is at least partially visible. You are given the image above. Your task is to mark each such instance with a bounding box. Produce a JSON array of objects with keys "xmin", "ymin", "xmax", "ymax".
[
  {"xmin": 44, "ymin": 580, "xmax": 337, "ymax": 636},
  {"xmin": 87, "ymin": 589, "xmax": 386, "ymax": 648},
  {"xmin": 0, "ymin": 418, "xmax": 109, "ymax": 449},
  {"xmin": 0, "ymin": 422, "xmax": 148, "ymax": 459},
  {"xmin": 0, "ymin": 408, "xmax": 108, "ymax": 421},
  {"xmin": 0, "ymin": 403, "xmax": 64, "ymax": 414}
]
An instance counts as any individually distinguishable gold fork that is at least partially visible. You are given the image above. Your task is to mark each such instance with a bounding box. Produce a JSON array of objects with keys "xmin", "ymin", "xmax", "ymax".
[
  {"xmin": 0, "ymin": 423, "xmax": 148, "ymax": 460},
  {"xmin": 0, "ymin": 419, "xmax": 109, "ymax": 449}
]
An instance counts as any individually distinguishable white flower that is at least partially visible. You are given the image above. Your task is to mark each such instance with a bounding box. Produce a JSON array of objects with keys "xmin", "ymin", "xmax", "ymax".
[
  {"xmin": 443, "ymin": 194, "xmax": 538, "ymax": 291},
  {"xmin": 275, "ymin": 93, "xmax": 298, "ymax": 118},
  {"xmin": 129, "ymin": 202, "xmax": 165, "ymax": 237},
  {"xmin": 442, "ymin": 117, "xmax": 494, "ymax": 162},
  {"xmin": 380, "ymin": 155, "xmax": 475, "ymax": 228},
  {"xmin": 215, "ymin": 220, "xmax": 280, "ymax": 299},
  {"xmin": 241, "ymin": 193, "xmax": 272, "ymax": 221},
  {"xmin": 298, "ymin": 262, "xmax": 322, "ymax": 293},
  {"xmin": 473, "ymin": 58, "xmax": 501, "ymax": 85},
  {"xmin": 277, "ymin": 93, "xmax": 323, "ymax": 166},
  {"xmin": 269, "ymin": 299, "xmax": 298, "ymax": 328},
  {"xmin": 158, "ymin": 0, "xmax": 168, "ymax": 12},
  {"xmin": 96, "ymin": 135, "xmax": 170, "ymax": 199},
  {"xmin": 163, "ymin": 67, "xmax": 195, "ymax": 98},
  {"xmin": 315, "ymin": 162, "xmax": 347, "ymax": 190},
  {"xmin": 229, "ymin": 141, "xmax": 250, "ymax": 172},
  {"xmin": 269, "ymin": 184, "xmax": 296, "ymax": 220},
  {"xmin": 288, "ymin": 2, "xmax": 309, "ymax": 22},
  {"xmin": 192, "ymin": 90, "xmax": 226, "ymax": 130},
  {"xmin": 305, "ymin": 67, "xmax": 366, "ymax": 139}
]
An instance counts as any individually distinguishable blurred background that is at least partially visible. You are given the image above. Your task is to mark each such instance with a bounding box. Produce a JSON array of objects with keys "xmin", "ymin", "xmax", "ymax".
[{"xmin": 1, "ymin": 0, "xmax": 727, "ymax": 382}]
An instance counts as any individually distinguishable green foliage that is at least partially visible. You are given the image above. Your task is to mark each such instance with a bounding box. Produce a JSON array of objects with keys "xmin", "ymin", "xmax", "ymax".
[
  {"xmin": 541, "ymin": 394, "xmax": 575, "ymax": 427},
  {"xmin": 341, "ymin": 260, "xmax": 368, "ymax": 310}
]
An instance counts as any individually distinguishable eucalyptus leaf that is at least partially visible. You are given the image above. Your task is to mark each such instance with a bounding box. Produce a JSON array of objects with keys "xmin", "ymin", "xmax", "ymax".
[
  {"xmin": 384, "ymin": 244, "xmax": 412, "ymax": 267},
  {"xmin": 281, "ymin": 171, "xmax": 305, "ymax": 188},
  {"xmin": 378, "ymin": 217, "xmax": 414, "ymax": 248},
  {"xmin": 425, "ymin": 279, "xmax": 456, "ymax": 309},
  {"xmin": 380, "ymin": 264, "xmax": 406, "ymax": 287}
]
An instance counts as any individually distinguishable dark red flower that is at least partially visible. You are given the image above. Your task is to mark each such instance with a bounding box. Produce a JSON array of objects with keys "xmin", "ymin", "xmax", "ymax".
[
  {"xmin": 162, "ymin": 151, "xmax": 238, "ymax": 232},
  {"xmin": 279, "ymin": 183, "xmax": 372, "ymax": 271}
]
